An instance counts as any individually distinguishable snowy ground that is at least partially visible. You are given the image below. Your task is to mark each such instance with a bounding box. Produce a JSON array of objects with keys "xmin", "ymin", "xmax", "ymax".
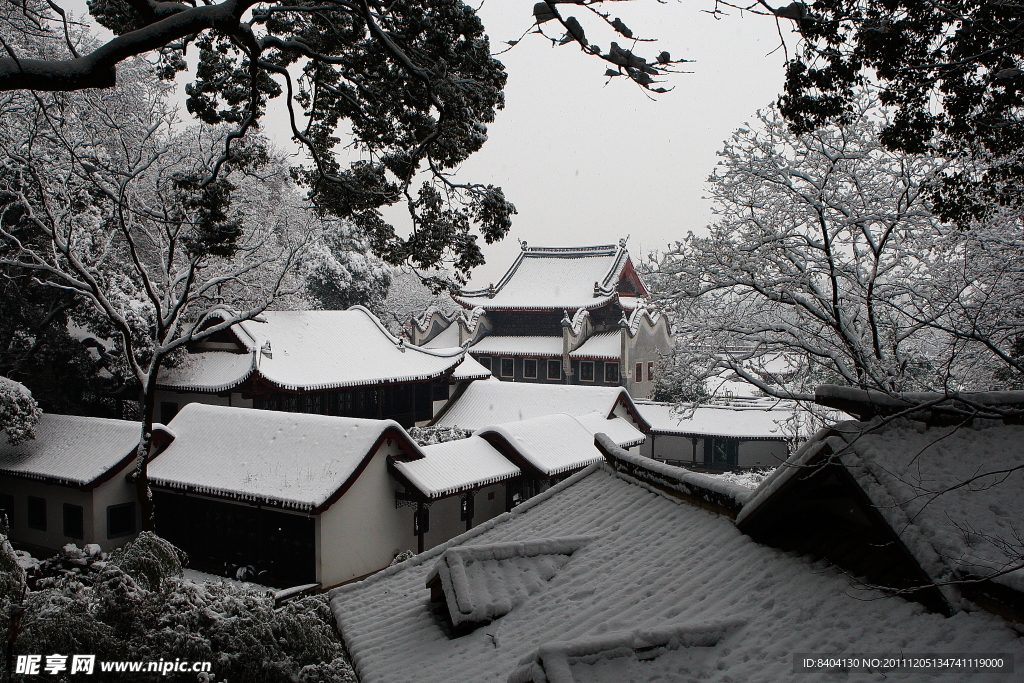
[
  {"xmin": 701, "ymin": 468, "xmax": 775, "ymax": 490},
  {"xmin": 182, "ymin": 568, "xmax": 268, "ymax": 589}
]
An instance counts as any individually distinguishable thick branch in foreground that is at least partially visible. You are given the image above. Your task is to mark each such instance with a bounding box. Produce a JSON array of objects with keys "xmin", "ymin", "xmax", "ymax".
[{"xmin": 0, "ymin": 1, "xmax": 249, "ymax": 90}]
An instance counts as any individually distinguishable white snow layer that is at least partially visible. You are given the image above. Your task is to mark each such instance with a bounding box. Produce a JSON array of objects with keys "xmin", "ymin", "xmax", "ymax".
[
  {"xmin": 832, "ymin": 418, "xmax": 1024, "ymax": 593},
  {"xmin": 573, "ymin": 413, "xmax": 645, "ymax": 448},
  {"xmin": 450, "ymin": 354, "xmax": 493, "ymax": 381},
  {"xmin": 395, "ymin": 436, "xmax": 520, "ymax": 499},
  {"xmin": 0, "ymin": 413, "xmax": 139, "ymax": 486},
  {"xmin": 456, "ymin": 249, "xmax": 625, "ymax": 311},
  {"xmin": 470, "ymin": 336, "xmax": 564, "ymax": 358},
  {"xmin": 427, "ymin": 537, "xmax": 591, "ymax": 627},
  {"xmin": 508, "ymin": 618, "xmax": 746, "ymax": 683},
  {"xmin": 433, "ymin": 382, "xmax": 631, "ymax": 431},
  {"xmin": 150, "ymin": 403, "xmax": 417, "ymax": 510},
  {"xmin": 567, "ymin": 332, "xmax": 621, "ymax": 360},
  {"xmin": 477, "ymin": 415, "xmax": 610, "ymax": 477},
  {"xmin": 160, "ymin": 307, "xmax": 464, "ymax": 392},
  {"xmin": 331, "ymin": 463, "xmax": 1021, "ymax": 683},
  {"xmin": 635, "ymin": 400, "xmax": 793, "ymax": 440},
  {"xmin": 421, "ymin": 322, "xmax": 462, "ymax": 349}
]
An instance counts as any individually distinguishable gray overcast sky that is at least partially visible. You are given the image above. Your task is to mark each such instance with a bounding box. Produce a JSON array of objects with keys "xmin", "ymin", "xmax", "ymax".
[
  {"xmin": 413, "ymin": 2, "xmax": 791, "ymax": 285},
  {"xmin": 67, "ymin": 0, "xmax": 791, "ymax": 285}
]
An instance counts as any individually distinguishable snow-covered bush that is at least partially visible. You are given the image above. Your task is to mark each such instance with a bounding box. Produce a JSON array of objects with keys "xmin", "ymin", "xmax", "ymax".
[
  {"xmin": 408, "ymin": 425, "xmax": 472, "ymax": 446},
  {"xmin": 0, "ymin": 376, "xmax": 42, "ymax": 445},
  {"xmin": 0, "ymin": 532, "xmax": 355, "ymax": 682}
]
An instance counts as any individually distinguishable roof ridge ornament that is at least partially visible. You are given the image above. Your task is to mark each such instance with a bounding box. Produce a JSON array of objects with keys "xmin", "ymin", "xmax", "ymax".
[
  {"xmin": 561, "ymin": 310, "xmax": 572, "ymax": 327},
  {"xmin": 487, "ymin": 283, "xmax": 495, "ymax": 298},
  {"xmin": 619, "ymin": 236, "xmax": 628, "ymax": 248}
]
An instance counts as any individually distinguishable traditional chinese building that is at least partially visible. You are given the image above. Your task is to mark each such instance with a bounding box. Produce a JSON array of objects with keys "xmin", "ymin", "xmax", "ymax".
[
  {"xmin": 410, "ymin": 242, "xmax": 672, "ymax": 398},
  {"xmin": 155, "ymin": 306, "xmax": 486, "ymax": 427}
]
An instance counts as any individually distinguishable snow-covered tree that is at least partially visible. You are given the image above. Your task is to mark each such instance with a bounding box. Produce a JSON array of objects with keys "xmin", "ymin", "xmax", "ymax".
[
  {"xmin": 0, "ymin": 531, "xmax": 355, "ymax": 682},
  {"xmin": 0, "ymin": 57, "xmax": 313, "ymax": 530},
  {"xmin": 302, "ymin": 224, "xmax": 392, "ymax": 316},
  {"xmin": 649, "ymin": 93, "xmax": 958, "ymax": 401},
  {"xmin": 0, "ymin": 376, "xmax": 41, "ymax": 445}
]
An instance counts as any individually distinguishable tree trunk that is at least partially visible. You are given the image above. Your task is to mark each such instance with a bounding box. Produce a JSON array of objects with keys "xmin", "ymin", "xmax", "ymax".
[{"xmin": 135, "ymin": 373, "xmax": 159, "ymax": 532}]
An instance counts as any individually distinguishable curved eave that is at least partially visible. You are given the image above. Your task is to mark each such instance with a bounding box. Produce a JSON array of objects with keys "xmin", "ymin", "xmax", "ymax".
[
  {"xmin": 160, "ymin": 359, "xmax": 462, "ymax": 394},
  {"xmin": 649, "ymin": 429, "xmax": 788, "ymax": 441},
  {"xmin": 406, "ymin": 469, "xmax": 520, "ymax": 501},
  {"xmin": 568, "ymin": 353, "xmax": 620, "ymax": 361},
  {"xmin": 0, "ymin": 468, "xmax": 93, "ymax": 490},
  {"xmin": 0, "ymin": 445, "xmax": 138, "ymax": 492},
  {"xmin": 149, "ymin": 479, "xmax": 318, "ymax": 513},
  {"xmin": 468, "ymin": 349, "xmax": 561, "ymax": 359},
  {"xmin": 451, "ymin": 295, "xmax": 618, "ymax": 312}
]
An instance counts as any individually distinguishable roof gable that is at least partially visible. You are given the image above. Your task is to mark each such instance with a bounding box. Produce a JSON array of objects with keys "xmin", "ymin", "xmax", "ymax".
[
  {"xmin": 392, "ymin": 435, "xmax": 520, "ymax": 499},
  {"xmin": 149, "ymin": 403, "xmax": 424, "ymax": 512},
  {"xmin": 455, "ymin": 244, "xmax": 644, "ymax": 311},
  {"xmin": 478, "ymin": 415, "xmax": 610, "ymax": 478}
]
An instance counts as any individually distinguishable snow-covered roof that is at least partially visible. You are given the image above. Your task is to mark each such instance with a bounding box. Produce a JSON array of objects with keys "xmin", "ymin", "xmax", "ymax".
[
  {"xmin": 149, "ymin": 403, "xmax": 423, "ymax": 512},
  {"xmin": 0, "ymin": 414, "xmax": 141, "ymax": 488},
  {"xmin": 567, "ymin": 331, "xmax": 621, "ymax": 360},
  {"xmin": 392, "ymin": 436, "xmax": 520, "ymax": 499},
  {"xmin": 477, "ymin": 414, "xmax": 608, "ymax": 477},
  {"xmin": 741, "ymin": 417, "xmax": 1024, "ymax": 595},
  {"xmin": 455, "ymin": 245, "xmax": 644, "ymax": 311},
  {"xmin": 331, "ymin": 461, "xmax": 1021, "ymax": 683},
  {"xmin": 420, "ymin": 322, "xmax": 461, "ymax": 349},
  {"xmin": 468, "ymin": 336, "xmax": 563, "ymax": 358},
  {"xmin": 158, "ymin": 307, "xmax": 464, "ymax": 393},
  {"xmin": 425, "ymin": 537, "xmax": 591, "ymax": 630},
  {"xmin": 449, "ymin": 355, "xmax": 492, "ymax": 381},
  {"xmin": 634, "ymin": 400, "xmax": 794, "ymax": 440},
  {"xmin": 432, "ymin": 381, "xmax": 641, "ymax": 431},
  {"xmin": 158, "ymin": 351, "xmax": 255, "ymax": 393},
  {"xmin": 573, "ymin": 412, "xmax": 645, "ymax": 448}
]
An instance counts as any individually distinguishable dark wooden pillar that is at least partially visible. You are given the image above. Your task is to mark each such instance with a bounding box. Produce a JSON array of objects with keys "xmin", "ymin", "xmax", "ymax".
[{"xmin": 415, "ymin": 501, "xmax": 425, "ymax": 553}]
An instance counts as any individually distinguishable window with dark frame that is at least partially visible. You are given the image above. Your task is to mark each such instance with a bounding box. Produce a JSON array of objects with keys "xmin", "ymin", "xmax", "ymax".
[
  {"xmin": 63, "ymin": 503, "xmax": 84, "ymax": 539},
  {"xmin": 635, "ymin": 362, "xmax": 643, "ymax": 383},
  {"xmin": 605, "ymin": 363, "xmax": 619, "ymax": 383},
  {"xmin": 547, "ymin": 360, "xmax": 561, "ymax": 380},
  {"xmin": 500, "ymin": 358, "xmax": 514, "ymax": 377},
  {"xmin": 523, "ymin": 359, "xmax": 537, "ymax": 378},
  {"xmin": 580, "ymin": 361, "xmax": 595, "ymax": 381},
  {"xmin": 478, "ymin": 356, "xmax": 492, "ymax": 371},
  {"xmin": 107, "ymin": 502, "xmax": 136, "ymax": 538},
  {"xmin": 27, "ymin": 496, "xmax": 46, "ymax": 531},
  {"xmin": 648, "ymin": 362, "xmax": 654, "ymax": 382}
]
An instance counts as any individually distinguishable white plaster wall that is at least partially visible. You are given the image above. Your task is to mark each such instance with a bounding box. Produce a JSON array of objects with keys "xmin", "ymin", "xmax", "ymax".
[
  {"xmin": 738, "ymin": 441, "xmax": 788, "ymax": 468},
  {"xmin": 0, "ymin": 476, "xmax": 94, "ymax": 552},
  {"xmin": 89, "ymin": 465, "xmax": 141, "ymax": 551},
  {"xmin": 422, "ymin": 495, "xmax": 463, "ymax": 550},
  {"xmin": 317, "ymin": 442, "xmax": 415, "ymax": 587},
  {"xmin": 472, "ymin": 483, "xmax": 507, "ymax": 525},
  {"xmin": 641, "ymin": 434, "xmax": 700, "ymax": 463}
]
